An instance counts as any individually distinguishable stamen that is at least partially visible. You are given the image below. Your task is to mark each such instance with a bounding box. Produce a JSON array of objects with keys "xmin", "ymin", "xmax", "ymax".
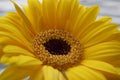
[{"xmin": 33, "ymin": 29, "xmax": 84, "ymax": 70}]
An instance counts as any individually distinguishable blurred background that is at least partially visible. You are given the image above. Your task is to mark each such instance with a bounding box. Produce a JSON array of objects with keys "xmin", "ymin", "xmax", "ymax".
[
  {"xmin": 0, "ymin": 0, "xmax": 120, "ymax": 72},
  {"xmin": 0, "ymin": 0, "xmax": 120, "ymax": 25}
]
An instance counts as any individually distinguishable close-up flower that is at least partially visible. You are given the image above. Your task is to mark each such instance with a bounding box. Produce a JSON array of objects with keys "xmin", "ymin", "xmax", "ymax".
[{"xmin": 0, "ymin": 0, "xmax": 120, "ymax": 80}]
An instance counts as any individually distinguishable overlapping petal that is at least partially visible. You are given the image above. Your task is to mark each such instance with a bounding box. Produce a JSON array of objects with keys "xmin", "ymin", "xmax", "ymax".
[
  {"xmin": 85, "ymin": 41, "xmax": 120, "ymax": 67},
  {"xmin": 56, "ymin": 0, "xmax": 74, "ymax": 29},
  {"xmin": 72, "ymin": 6, "xmax": 99, "ymax": 36},
  {"xmin": 0, "ymin": 55, "xmax": 42, "ymax": 67},
  {"xmin": 11, "ymin": 0, "xmax": 36, "ymax": 36},
  {"xmin": 66, "ymin": 65, "xmax": 106, "ymax": 80},
  {"xmin": 24, "ymin": 0, "xmax": 42, "ymax": 33},
  {"xmin": 0, "ymin": 12, "xmax": 33, "ymax": 42},
  {"xmin": 42, "ymin": 66, "xmax": 65, "ymax": 80},
  {"xmin": 0, "ymin": 65, "xmax": 32, "ymax": 80},
  {"xmin": 82, "ymin": 23, "xmax": 118, "ymax": 47},
  {"xmin": 42, "ymin": 0, "xmax": 57, "ymax": 29},
  {"xmin": 82, "ymin": 60, "xmax": 118, "ymax": 75},
  {"xmin": 3, "ymin": 45, "xmax": 34, "ymax": 57}
]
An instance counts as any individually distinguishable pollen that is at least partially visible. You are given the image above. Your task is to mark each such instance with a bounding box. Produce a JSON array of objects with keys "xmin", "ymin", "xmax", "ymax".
[{"xmin": 33, "ymin": 29, "xmax": 84, "ymax": 70}]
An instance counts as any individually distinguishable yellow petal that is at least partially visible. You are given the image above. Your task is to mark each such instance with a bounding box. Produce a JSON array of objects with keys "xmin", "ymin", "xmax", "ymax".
[
  {"xmin": 107, "ymin": 31, "xmax": 120, "ymax": 41},
  {"xmin": 82, "ymin": 60, "xmax": 118, "ymax": 74},
  {"xmin": 29, "ymin": 67, "xmax": 44, "ymax": 80},
  {"xmin": 104, "ymin": 67, "xmax": 120, "ymax": 80},
  {"xmin": 42, "ymin": 0, "xmax": 57, "ymax": 29},
  {"xmin": 66, "ymin": 70, "xmax": 84, "ymax": 80},
  {"xmin": 66, "ymin": 65, "xmax": 106, "ymax": 80},
  {"xmin": 83, "ymin": 23, "xmax": 118, "ymax": 47},
  {"xmin": 1, "ymin": 55, "xmax": 42, "ymax": 67},
  {"xmin": 116, "ymin": 68, "xmax": 120, "ymax": 75},
  {"xmin": 85, "ymin": 41, "xmax": 120, "ymax": 65},
  {"xmin": 24, "ymin": 0, "xmax": 42, "ymax": 33},
  {"xmin": 66, "ymin": 4, "xmax": 86, "ymax": 33},
  {"xmin": 10, "ymin": 0, "xmax": 36, "ymax": 36},
  {"xmin": 0, "ymin": 23, "xmax": 31, "ymax": 47},
  {"xmin": 0, "ymin": 32, "xmax": 32, "ymax": 51},
  {"xmin": 77, "ymin": 16, "xmax": 112, "ymax": 39},
  {"xmin": 72, "ymin": 6, "xmax": 99, "ymax": 35},
  {"xmin": 0, "ymin": 37, "xmax": 10, "ymax": 45},
  {"xmin": 0, "ymin": 46, "xmax": 3, "ymax": 56},
  {"xmin": 3, "ymin": 45, "xmax": 34, "ymax": 57},
  {"xmin": 42, "ymin": 66, "xmax": 65, "ymax": 80},
  {"xmin": 106, "ymin": 76, "xmax": 120, "ymax": 80},
  {"xmin": 0, "ymin": 32, "xmax": 22, "ymax": 44},
  {"xmin": 0, "ymin": 12, "xmax": 33, "ymax": 41},
  {"xmin": 56, "ymin": 0, "xmax": 74, "ymax": 29},
  {"xmin": 0, "ymin": 65, "xmax": 31, "ymax": 80}
]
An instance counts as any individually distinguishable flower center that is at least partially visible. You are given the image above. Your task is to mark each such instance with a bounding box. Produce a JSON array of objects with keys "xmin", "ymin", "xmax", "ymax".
[
  {"xmin": 33, "ymin": 29, "xmax": 84, "ymax": 70},
  {"xmin": 43, "ymin": 38, "xmax": 71, "ymax": 55}
]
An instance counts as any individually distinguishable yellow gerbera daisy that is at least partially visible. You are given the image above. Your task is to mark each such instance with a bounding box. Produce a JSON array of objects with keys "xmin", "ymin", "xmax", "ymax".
[{"xmin": 0, "ymin": 0, "xmax": 120, "ymax": 80}]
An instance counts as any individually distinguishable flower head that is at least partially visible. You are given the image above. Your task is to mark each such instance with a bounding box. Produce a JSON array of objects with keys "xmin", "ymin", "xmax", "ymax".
[{"xmin": 0, "ymin": 0, "xmax": 120, "ymax": 80}]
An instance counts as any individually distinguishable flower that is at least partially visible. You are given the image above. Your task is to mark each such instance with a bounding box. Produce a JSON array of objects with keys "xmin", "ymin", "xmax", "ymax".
[{"xmin": 0, "ymin": 0, "xmax": 120, "ymax": 80}]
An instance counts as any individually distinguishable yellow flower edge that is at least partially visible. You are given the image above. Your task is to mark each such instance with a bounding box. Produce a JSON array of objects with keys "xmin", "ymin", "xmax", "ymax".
[{"xmin": 0, "ymin": 0, "xmax": 120, "ymax": 80}]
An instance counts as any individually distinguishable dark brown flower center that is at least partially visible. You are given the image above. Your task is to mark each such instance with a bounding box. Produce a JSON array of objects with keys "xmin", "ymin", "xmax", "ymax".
[{"xmin": 43, "ymin": 38, "xmax": 71, "ymax": 55}]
